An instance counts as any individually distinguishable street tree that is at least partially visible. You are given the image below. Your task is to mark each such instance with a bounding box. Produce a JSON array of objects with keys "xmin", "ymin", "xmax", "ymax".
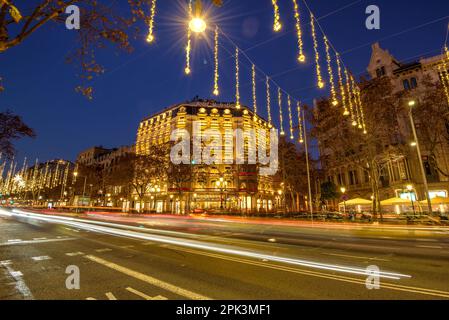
[
  {"xmin": 312, "ymin": 76, "xmax": 406, "ymax": 220},
  {"xmin": 0, "ymin": 110, "xmax": 35, "ymax": 159}
]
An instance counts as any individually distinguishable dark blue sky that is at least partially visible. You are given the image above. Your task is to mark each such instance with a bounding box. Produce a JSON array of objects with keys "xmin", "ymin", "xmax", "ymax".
[{"xmin": 1, "ymin": 0, "xmax": 449, "ymax": 163}]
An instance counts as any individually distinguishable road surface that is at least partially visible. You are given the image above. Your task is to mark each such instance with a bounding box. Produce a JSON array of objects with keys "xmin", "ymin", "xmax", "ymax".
[{"xmin": 1, "ymin": 208, "xmax": 449, "ymax": 300}]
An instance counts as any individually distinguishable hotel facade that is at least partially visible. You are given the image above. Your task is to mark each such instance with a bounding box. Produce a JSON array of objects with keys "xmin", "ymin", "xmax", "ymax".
[{"xmin": 135, "ymin": 99, "xmax": 280, "ymax": 214}]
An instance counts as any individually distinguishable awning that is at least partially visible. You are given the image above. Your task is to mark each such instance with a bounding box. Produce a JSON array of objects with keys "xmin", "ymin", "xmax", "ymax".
[
  {"xmin": 380, "ymin": 197, "xmax": 411, "ymax": 205},
  {"xmin": 419, "ymin": 197, "xmax": 449, "ymax": 205},
  {"xmin": 338, "ymin": 198, "xmax": 372, "ymax": 206}
]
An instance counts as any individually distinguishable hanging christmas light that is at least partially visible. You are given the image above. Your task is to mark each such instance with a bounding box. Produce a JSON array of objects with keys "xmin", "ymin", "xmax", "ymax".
[
  {"xmin": 336, "ymin": 53, "xmax": 348, "ymax": 115},
  {"xmin": 272, "ymin": 0, "xmax": 282, "ymax": 32},
  {"xmin": 438, "ymin": 64, "xmax": 449, "ymax": 106},
  {"xmin": 252, "ymin": 64, "xmax": 257, "ymax": 115},
  {"xmin": 235, "ymin": 47, "xmax": 240, "ymax": 109},
  {"xmin": 445, "ymin": 46, "xmax": 449, "ymax": 60},
  {"xmin": 350, "ymin": 74, "xmax": 361, "ymax": 128},
  {"xmin": 287, "ymin": 95, "xmax": 294, "ymax": 140},
  {"xmin": 213, "ymin": 26, "xmax": 219, "ymax": 96},
  {"xmin": 297, "ymin": 101, "xmax": 304, "ymax": 143},
  {"xmin": 310, "ymin": 13, "xmax": 324, "ymax": 89},
  {"xmin": 344, "ymin": 68, "xmax": 356, "ymax": 123},
  {"xmin": 185, "ymin": 1, "xmax": 192, "ymax": 74},
  {"xmin": 266, "ymin": 76, "xmax": 272, "ymax": 124},
  {"xmin": 355, "ymin": 85, "xmax": 367, "ymax": 134},
  {"xmin": 324, "ymin": 36, "xmax": 338, "ymax": 106},
  {"xmin": 278, "ymin": 88, "xmax": 285, "ymax": 135},
  {"xmin": 292, "ymin": 0, "xmax": 305, "ymax": 62},
  {"xmin": 146, "ymin": 0, "xmax": 157, "ymax": 43}
]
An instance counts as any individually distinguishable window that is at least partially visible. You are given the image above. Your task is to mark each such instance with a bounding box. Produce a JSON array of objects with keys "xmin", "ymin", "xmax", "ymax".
[
  {"xmin": 410, "ymin": 77, "xmax": 418, "ymax": 89},
  {"xmin": 376, "ymin": 66, "xmax": 386, "ymax": 77},
  {"xmin": 403, "ymin": 79, "xmax": 410, "ymax": 90}
]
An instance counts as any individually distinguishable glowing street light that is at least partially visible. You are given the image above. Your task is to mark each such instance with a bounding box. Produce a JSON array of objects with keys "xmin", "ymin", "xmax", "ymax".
[
  {"xmin": 189, "ymin": 0, "xmax": 207, "ymax": 34},
  {"xmin": 406, "ymin": 184, "xmax": 416, "ymax": 217},
  {"xmin": 340, "ymin": 187, "xmax": 347, "ymax": 215}
]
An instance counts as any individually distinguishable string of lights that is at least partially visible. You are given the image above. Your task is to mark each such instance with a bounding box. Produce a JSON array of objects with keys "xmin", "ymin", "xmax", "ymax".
[
  {"xmin": 292, "ymin": 0, "xmax": 305, "ymax": 63},
  {"xmin": 297, "ymin": 101, "xmax": 304, "ymax": 143},
  {"xmin": 235, "ymin": 47, "xmax": 241, "ymax": 109},
  {"xmin": 349, "ymin": 74, "xmax": 360, "ymax": 127},
  {"xmin": 336, "ymin": 53, "xmax": 349, "ymax": 115},
  {"xmin": 184, "ymin": 0, "xmax": 192, "ymax": 75},
  {"xmin": 252, "ymin": 64, "xmax": 257, "ymax": 116},
  {"xmin": 213, "ymin": 26, "xmax": 220, "ymax": 96},
  {"xmin": 324, "ymin": 35, "xmax": 338, "ymax": 106},
  {"xmin": 287, "ymin": 95, "xmax": 294, "ymax": 140},
  {"xmin": 310, "ymin": 13, "xmax": 325, "ymax": 89},
  {"xmin": 278, "ymin": 88, "xmax": 285, "ymax": 136},
  {"xmin": 146, "ymin": 0, "xmax": 157, "ymax": 43},
  {"xmin": 344, "ymin": 67, "xmax": 356, "ymax": 125},
  {"xmin": 272, "ymin": 0, "xmax": 282, "ymax": 32},
  {"xmin": 266, "ymin": 76, "xmax": 272, "ymax": 124},
  {"xmin": 439, "ymin": 64, "xmax": 449, "ymax": 106}
]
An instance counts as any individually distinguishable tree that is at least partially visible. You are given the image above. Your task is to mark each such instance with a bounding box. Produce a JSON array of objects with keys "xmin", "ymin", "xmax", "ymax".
[
  {"xmin": 320, "ymin": 181, "xmax": 339, "ymax": 210},
  {"xmin": 404, "ymin": 75, "xmax": 449, "ymax": 178},
  {"xmin": 167, "ymin": 162, "xmax": 194, "ymax": 214},
  {"xmin": 277, "ymin": 137, "xmax": 313, "ymax": 212},
  {"xmin": 312, "ymin": 77, "xmax": 406, "ymax": 220},
  {"xmin": 112, "ymin": 145, "xmax": 167, "ymax": 212},
  {"xmin": 0, "ymin": 110, "xmax": 35, "ymax": 158},
  {"xmin": 0, "ymin": 0, "xmax": 223, "ymax": 98}
]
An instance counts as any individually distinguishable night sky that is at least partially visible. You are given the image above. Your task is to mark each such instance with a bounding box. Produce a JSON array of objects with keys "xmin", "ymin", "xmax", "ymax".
[{"xmin": 1, "ymin": 0, "xmax": 449, "ymax": 163}]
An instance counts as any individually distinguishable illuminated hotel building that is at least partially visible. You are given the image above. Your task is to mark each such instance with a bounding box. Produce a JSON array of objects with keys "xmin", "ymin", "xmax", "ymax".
[{"xmin": 135, "ymin": 99, "xmax": 278, "ymax": 213}]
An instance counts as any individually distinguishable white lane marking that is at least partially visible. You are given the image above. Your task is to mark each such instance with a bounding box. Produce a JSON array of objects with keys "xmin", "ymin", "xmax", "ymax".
[
  {"xmin": 0, "ymin": 260, "xmax": 12, "ymax": 266},
  {"xmin": 85, "ymin": 255, "xmax": 210, "ymax": 300},
  {"xmin": 31, "ymin": 256, "xmax": 52, "ymax": 261},
  {"xmin": 105, "ymin": 292, "xmax": 117, "ymax": 300},
  {"xmin": 95, "ymin": 248, "xmax": 112, "ymax": 253},
  {"xmin": 267, "ymin": 238, "xmax": 276, "ymax": 243},
  {"xmin": 416, "ymin": 238, "xmax": 438, "ymax": 242},
  {"xmin": 64, "ymin": 227, "xmax": 80, "ymax": 232},
  {"xmin": 416, "ymin": 245, "xmax": 443, "ymax": 249},
  {"xmin": 66, "ymin": 252, "xmax": 85, "ymax": 257},
  {"xmin": 126, "ymin": 287, "xmax": 168, "ymax": 300},
  {"xmin": 8, "ymin": 239, "xmax": 22, "ymax": 242},
  {"xmin": 86, "ymin": 297, "xmax": 97, "ymax": 300},
  {"xmin": 0, "ymin": 238, "xmax": 75, "ymax": 246},
  {"xmin": 33, "ymin": 237, "xmax": 47, "ymax": 241},
  {"xmin": 120, "ymin": 245, "xmax": 135, "ymax": 249},
  {"xmin": 323, "ymin": 253, "xmax": 390, "ymax": 262},
  {"xmin": 1, "ymin": 264, "xmax": 34, "ymax": 300},
  {"xmin": 142, "ymin": 241, "xmax": 156, "ymax": 246}
]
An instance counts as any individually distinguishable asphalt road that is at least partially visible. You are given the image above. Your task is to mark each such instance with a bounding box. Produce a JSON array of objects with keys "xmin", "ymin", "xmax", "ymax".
[{"xmin": 1, "ymin": 208, "xmax": 449, "ymax": 300}]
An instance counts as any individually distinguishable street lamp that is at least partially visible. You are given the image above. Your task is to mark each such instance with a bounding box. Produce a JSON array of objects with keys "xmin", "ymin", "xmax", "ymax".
[
  {"xmin": 406, "ymin": 184, "xmax": 416, "ymax": 217},
  {"xmin": 189, "ymin": 0, "xmax": 207, "ymax": 33},
  {"xmin": 340, "ymin": 187, "xmax": 347, "ymax": 215},
  {"xmin": 408, "ymin": 99, "xmax": 432, "ymax": 214}
]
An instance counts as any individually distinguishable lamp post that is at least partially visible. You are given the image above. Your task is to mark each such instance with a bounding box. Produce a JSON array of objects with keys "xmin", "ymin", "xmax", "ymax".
[
  {"xmin": 340, "ymin": 187, "xmax": 347, "ymax": 215},
  {"xmin": 216, "ymin": 177, "xmax": 226, "ymax": 210},
  {"xmin": 408, "ymin": 100, "xmax": 432, "ymax": 214},
  {"xmin": 73, "ymin": 171, "xmax": 87, "ymax": 209},
  {"xmin": 406, "ymin": 184, "xmax": 416, "ymax": 217},
  {"xmin": 169, "ymin": 194, "xmax": 174, "ymax": 214}
]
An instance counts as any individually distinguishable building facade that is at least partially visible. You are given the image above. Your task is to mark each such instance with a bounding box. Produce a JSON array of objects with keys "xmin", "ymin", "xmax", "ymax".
[
  {"xmin": 135, "ymin": 98, "xmax": 279, "ymax": 214},
  {"xmin": 315, "ymin": 42, "xmax": 449, "ymax": 212}
]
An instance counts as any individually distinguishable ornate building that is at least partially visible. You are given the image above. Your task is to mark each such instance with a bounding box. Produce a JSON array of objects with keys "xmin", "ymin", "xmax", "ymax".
[
  {"xmin": 315, "ymin": 42, "xmax": 449, "ymax": 211},
  {"xmin": 135, "ymin": 98, "xmax": 279, "ymax": 214}
]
